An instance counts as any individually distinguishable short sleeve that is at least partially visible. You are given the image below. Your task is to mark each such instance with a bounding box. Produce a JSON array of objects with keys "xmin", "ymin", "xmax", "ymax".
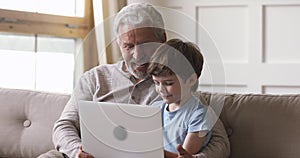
[{"xmin": 188, "ymin": 106, "xmax": 211, "ymax": 133}]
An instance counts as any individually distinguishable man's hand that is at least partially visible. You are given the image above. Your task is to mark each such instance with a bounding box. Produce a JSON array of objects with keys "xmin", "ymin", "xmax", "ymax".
[
  {"xmin": 176, "ymin": 144, "xmax": 196, "ymax": 158},
  {"xmin": 78, "ymin": 146, "xmax": 94, "ymax": 158}
]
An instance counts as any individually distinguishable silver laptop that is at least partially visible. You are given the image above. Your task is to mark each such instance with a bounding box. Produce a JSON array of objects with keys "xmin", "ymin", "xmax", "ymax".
[{"xmin": 79, "ymin": 101, "xmax": 164, "ymax": 158}]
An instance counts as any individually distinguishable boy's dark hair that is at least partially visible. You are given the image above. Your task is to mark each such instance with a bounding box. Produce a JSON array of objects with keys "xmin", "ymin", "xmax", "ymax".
[{"xmin": 147, "ymin": 38, "xmax": 204, "ymax": 91}]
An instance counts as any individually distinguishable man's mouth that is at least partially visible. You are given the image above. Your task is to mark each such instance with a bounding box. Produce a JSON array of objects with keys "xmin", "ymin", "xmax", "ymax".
[{"xmin": 135, "ymin": 63, "xmax": 148, "ymax": 72}]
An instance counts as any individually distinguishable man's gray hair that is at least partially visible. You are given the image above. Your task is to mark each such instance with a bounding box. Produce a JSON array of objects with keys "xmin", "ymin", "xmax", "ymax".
[{"xmin": 114, "ymin": 3, "xmax": 165, "ymax": 43}]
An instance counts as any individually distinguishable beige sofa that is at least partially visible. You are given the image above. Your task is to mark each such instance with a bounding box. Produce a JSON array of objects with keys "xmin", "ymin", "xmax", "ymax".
[
  {"xmin": 0, "ymin": 87, "xmax": 299, "ymax": 158},
  {"xmin": 0, "ymin": 88, "xmax": 70, "ymax": 158},
  {"xmin": 200, "ymin": 92, "xmax": 300, "ymax": 158}
]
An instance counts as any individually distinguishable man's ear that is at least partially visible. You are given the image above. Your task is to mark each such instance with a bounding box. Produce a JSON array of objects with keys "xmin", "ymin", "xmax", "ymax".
[{"xmin": 186, "ymin": 73, "xmax": 198, "ymax": 86}]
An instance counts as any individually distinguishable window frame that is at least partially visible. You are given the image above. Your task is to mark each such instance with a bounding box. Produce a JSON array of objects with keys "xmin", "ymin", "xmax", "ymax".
[
  {"xmin": 0, "ymin": 0, "xmax": 94, "ymax": 38},
  {"xmin": 0, "ymin": 0, "xmax": 96, "ymax": 93}
]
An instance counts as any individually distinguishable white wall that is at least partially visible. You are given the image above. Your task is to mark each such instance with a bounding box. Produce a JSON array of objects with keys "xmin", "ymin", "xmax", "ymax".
[{"xmin": 128, "ymin": 0, "xmax": 300, "ymax": 94}]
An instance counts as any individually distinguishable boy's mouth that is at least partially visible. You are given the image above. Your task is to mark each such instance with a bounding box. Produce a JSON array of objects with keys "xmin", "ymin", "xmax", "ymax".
[{"xmin": 162, "ymin": 94, "xmax": 172, "ymax": 98}]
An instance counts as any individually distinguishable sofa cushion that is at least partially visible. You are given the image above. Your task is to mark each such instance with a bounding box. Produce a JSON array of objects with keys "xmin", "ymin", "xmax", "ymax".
[
  {"xmin": 201, "ymin": 92, "xmax": 300, "ymax": 158},
  {"xmin": 0, "ymin": 88, "xmax": 70, "ymax": 158}
]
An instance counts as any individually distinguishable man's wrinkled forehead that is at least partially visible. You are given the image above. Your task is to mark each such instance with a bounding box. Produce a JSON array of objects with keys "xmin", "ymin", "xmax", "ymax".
[
  {"xmin": 118, "ymin": 24, "xmax": 156, "ymax": 35},
  {"xmin": 118, "ymin": 25, "xmax": 159, "ymax": 43},
  {"xmin": 117, "ymin": 20, "xmax": 154, "ymax": 34}
]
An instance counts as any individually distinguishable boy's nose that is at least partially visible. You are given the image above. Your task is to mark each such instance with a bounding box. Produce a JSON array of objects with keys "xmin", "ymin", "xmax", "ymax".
[{"xmin": 158, "ymin": 85, "xmax": 167, "ymax": 93}]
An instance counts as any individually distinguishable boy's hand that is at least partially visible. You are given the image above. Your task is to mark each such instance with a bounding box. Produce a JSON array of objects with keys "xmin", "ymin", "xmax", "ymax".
[
  {"xmin": 78, "ymin": 146, "xmax": 94, "ymax": 158},
  {"xmin": 176, "ymin": 144, "xmax": 197, "ymax": 158}
]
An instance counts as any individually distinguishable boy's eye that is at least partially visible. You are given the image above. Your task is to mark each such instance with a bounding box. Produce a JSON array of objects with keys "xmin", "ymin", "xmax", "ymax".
[
  {"xmin": 165, "ymin": 82, "xmax": 174, "ymax": 86},
  {"xmin": 153, "ymin": 80, "xmax": 174, "ymax": 86}
]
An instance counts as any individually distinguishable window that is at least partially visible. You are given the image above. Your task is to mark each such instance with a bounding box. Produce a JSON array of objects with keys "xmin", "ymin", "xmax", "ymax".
[
  {"xmin": 0, "ymin": 0, "xmax": 94, "ymax": 94},
  {"xmin": 0, "ymin": 33, "xmax": 75, "ymax": 93},
  {"xmin": 0, "ymin": 0, "xmax": 84, "ymax": 17}
]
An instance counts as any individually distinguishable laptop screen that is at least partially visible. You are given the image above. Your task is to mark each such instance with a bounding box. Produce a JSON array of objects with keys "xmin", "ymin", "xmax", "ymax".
[{"xmin": 79, "ymin": 101, "xmax": 164, "ymax": 158}]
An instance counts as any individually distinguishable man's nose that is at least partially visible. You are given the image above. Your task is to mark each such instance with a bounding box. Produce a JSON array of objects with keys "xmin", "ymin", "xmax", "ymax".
[{"xmin": 132, "ymin": 45, "xmax": 142, "ymax": 60}]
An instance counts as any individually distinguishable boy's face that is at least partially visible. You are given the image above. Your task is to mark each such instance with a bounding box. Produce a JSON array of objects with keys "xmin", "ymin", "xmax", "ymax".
[{"xmin": 152, "ymin": 74, "xmax": 192, "ymax": 106}]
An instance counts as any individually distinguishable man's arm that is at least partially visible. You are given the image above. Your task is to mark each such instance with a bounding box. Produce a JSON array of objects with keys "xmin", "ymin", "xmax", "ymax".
[
  {"xmin": 52, "ymin": 96, "xmax": 83, "ymax": 158},
  {"xmin": 53, "ymin": 72, "xmax": 96, "ymax": 158}
]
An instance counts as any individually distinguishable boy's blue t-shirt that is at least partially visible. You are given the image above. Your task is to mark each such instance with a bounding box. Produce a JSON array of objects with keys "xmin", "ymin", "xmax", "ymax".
[{"xmin": 152, "ymin": 96, "xmax": 212, "ymax": 153}]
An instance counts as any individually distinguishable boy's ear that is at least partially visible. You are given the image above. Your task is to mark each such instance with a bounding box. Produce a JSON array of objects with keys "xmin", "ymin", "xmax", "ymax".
[
  {"xmin": 186, "ymin": 73, "xmax": 198, "ymax": 86},
  {"xmin": 162, "ymin": 32, "xmax": 167, "ymax": 43}
]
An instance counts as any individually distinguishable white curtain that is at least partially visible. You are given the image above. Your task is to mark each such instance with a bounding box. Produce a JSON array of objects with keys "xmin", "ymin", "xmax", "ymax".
[{"xmin": 93, "ymin": 0, "xmax": 126, "ymax": 65}]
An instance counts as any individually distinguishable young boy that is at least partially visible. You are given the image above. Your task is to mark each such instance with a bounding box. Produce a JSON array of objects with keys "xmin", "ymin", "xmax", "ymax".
[{"xmin": 147, "ymin": 39, "xmax": 212, "ymax": 158}]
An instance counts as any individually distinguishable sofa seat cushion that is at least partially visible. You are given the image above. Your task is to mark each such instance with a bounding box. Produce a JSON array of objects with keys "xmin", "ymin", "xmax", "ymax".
[{"xmin": 0, "ymin": 88, "xmax": 70, "ymax": 158}]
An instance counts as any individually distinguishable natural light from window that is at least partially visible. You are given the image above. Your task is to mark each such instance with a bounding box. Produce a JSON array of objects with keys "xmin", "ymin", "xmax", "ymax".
[
  {"xmin": 0, "ymin": 34, "xmax": 75, "ymax": 94},
  {"xmin": 0, "ymin": 0, "xmax": 85, "ymax": 94},
  {"xmin": 0, "ymin": 50, "xmax": 35, "ymax": 90},
  {"xmin": 0, "ymin": 0, "xmax": 84, "ymax": 17}
]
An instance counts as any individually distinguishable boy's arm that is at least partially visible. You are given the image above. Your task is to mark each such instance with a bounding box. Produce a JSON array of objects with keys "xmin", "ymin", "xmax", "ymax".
[
  {"xmin": 183, "ymin": 132, "xmax": 206, "ymax": 154},
  {"xmin": 194, "ymin": 119, "xmax": 230, "ymax": 158},
  {"xmin": 176, "ymin": 119, "xmax": 230, "ymax": 158},
  {"xmin": 194, "ymin": 94, "xmax": 230, "ymax": 158}
]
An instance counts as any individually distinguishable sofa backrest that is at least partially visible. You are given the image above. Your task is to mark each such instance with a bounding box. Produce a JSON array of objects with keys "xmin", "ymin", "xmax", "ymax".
[
  {"xmin": 0, "ymin": 88, "xmax": 70, "ymax": 158},
  {"xmin": 201, "ymin": 92, "xmax": 300, "ymax": 158},
  {"xmin": 1, "ymin": 87, "xmax": 299, "ymax": 158}
]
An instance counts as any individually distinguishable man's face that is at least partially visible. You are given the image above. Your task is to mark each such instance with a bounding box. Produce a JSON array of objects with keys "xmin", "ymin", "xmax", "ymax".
[{"xmin": 118, "ymin": 26, "xmax": 164, "ymax": 79}]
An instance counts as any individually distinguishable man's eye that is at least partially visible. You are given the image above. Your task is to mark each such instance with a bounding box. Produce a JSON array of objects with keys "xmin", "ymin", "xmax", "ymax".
[{"xmin": 123, "ymin": 44, "xmax": 134, "ymax": 50}]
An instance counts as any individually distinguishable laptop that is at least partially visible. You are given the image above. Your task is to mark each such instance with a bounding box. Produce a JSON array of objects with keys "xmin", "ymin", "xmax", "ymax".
[{"xmin": 78, "ymin": 100, "xmax": 164, "ymax": 158}]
